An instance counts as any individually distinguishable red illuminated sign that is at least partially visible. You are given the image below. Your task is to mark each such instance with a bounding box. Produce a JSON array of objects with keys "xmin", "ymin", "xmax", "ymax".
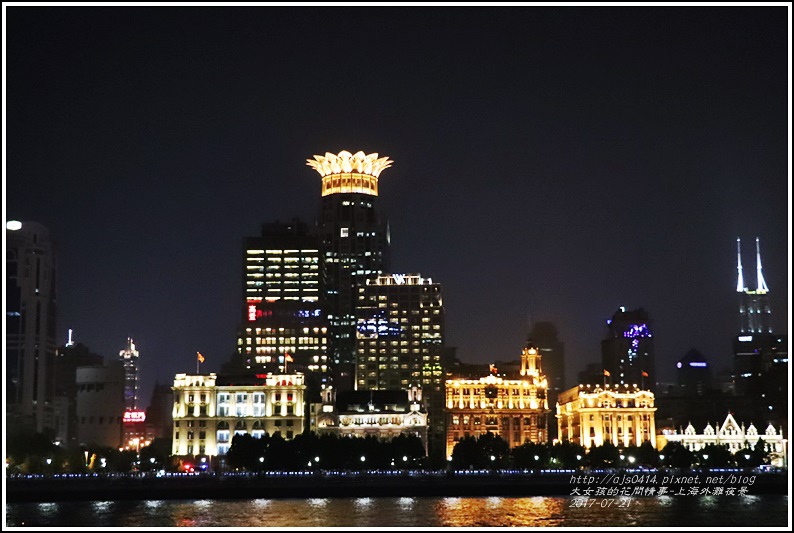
[
  {"xmin": 247, "ymin": 304, "xmax": 273, "ymax": 322},
  {"xmin": 123, "ymin": 410, "xmax": 146, "ymax": 423}
]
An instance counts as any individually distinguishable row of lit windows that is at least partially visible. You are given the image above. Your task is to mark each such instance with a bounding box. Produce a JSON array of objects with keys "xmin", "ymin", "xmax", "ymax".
[
  {"xmin": 246, "ymin": 336, "xmax": 324, "ymax": 345},
  {"xmin": 451, "ymin": 415, "xmax": 541, "ymax": 426},
  {"xmin": 246, "ymin": 327, "xmax": 328, "ymax": 334},
  {"xmin": 216, "ymin": 392, "xmax": 295, "ymax": 403},
  {"xmin": 247, "ymin": 249, "xmax": 319, "ymax": 254}
]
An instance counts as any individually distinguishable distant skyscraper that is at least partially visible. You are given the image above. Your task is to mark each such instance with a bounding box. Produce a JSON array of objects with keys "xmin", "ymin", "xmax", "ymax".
[
  {"xmin": 736, "ymin": 237, "xmax": 772, "ymax": 334},
  {"xmin": 119, "ymin": 338, "xmax": 140, "ymax": 410},
  {"xmin": 676, "ymin": 349, "xmax": 712, "ymax": 396},
  {"xmin": 53, "ymin": 336, "xmax": 104, "ymax": 447},
  {"xmin": 601, "ymin": 307, "xmax": 655, "ymax": 391},
  {"xmin": 732, "ymin": 237, "xmax": 787, "ymax": 429},
  {"xmin": 233, "ymin": 219, "xmax": 330, "ymax": 397},
  {"xmin": 308, "ymin": 150, "xmax": 392, "ymax": 390},
  {"xmin": 528, "ymin": 322, "xmax": 565, "ymax": 441},
  {"xmin": 355, "ymin": 273, "xmax": 445, "ymax": 458},
  {"xmin": 5, "ymin": 220, "xmax": 58, "ymax": 433}
]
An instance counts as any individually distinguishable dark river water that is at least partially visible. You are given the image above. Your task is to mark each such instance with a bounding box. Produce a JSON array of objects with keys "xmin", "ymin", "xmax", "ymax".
[{"xmin": 5, "ymin": 494, "xmax": 789, "ymax": 527}]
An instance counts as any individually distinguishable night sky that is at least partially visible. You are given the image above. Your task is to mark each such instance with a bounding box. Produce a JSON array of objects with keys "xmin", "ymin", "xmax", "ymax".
[{"xmin": 5, "ymin": 6, "xmax": 790, "ymax": 409}]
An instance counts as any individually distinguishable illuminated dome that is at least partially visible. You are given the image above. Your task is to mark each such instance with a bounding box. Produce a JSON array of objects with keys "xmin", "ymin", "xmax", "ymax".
[{"xmin": 307, "ymin": 150, "xmax": 393, "ymax": 197}]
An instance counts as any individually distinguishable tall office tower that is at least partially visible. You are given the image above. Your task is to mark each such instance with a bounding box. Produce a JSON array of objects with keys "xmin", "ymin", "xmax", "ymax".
[
  {"xmin": 6, "ymin": 220, "xmax": 58, "ymax": 433},
  {"xmin": 528, "ymin": 321, "xmax": 565, "ymax": 441},
  {"xmin": 732, "ymin": 237, "xmax": 787, "ymax": 427},
  {"xmin": 355, "ymin": 273, "xmax": 445, "ymax": 459},
  {"xmin": 307, "ymin": 150, "xmax": 392, "ymax": 391},
  {"xmin": 736, "ymin": 237, "xmax": 772, "ymax": 334},
  {"xmin": 119, "ymin": 338, "xmax": 140, "ymax": 410},
  {"xmin": 234, "ymin": 219, "xmax": 330, "ymax": 398},
  {"xmin": 601, "ymin": 307, "xmax": 655, "ymax": 391},
  {"xmin": 676, "ymin": 349, "xmax": 712, "ymax": 396},
  {"xmin": 53, "ymin": 334, "xmax": 104, "ymax": 447}
]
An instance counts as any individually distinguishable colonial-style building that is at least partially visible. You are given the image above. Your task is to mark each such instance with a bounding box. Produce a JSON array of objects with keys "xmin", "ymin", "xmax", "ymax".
[
  {"xmin": 444, "ymin": 341, "xmax": 550, "ymax": 459},
  {"xmin": 556, "ymin": 383, "xmax": 656, "ymax": 448},
  {"xmin": 171, "ymin": 372, "xmax": 306, "ymax": 457},
  {"xmin": 658, "ymin": 413, "xmax": 787, "ymax": 467},
  {"xmin": 313, "ymin": 385, "xmax": 428, "ymax": 452}
]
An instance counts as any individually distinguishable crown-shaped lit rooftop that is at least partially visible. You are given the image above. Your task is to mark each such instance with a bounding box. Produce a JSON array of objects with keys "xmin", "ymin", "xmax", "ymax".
[{"xmin": 307, "ymin": 150, "xmax": 393, "ymax": 197}]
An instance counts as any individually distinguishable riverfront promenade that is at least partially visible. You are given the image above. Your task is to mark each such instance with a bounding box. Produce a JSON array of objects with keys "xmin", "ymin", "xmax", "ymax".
[{"xmin": 5, "ymin": 469, "xmax": 788, "ymax": 502}]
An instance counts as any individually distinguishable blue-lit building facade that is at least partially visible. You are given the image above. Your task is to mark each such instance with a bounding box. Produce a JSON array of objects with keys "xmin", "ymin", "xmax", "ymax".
[{"xmin": 601, "ymin": 307, "xmax": 655, "ymax": 392}]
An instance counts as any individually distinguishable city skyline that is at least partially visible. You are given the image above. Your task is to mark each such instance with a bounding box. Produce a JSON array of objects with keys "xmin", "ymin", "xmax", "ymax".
[{"xmin": 5, "ymin": 6, "xmax": 790, "ymax": 409}]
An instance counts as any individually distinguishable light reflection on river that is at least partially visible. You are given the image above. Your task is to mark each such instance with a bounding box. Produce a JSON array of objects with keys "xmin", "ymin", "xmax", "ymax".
[{"xmin": 5, "ymin": 495, "xmax": 788, "ymax": 528}]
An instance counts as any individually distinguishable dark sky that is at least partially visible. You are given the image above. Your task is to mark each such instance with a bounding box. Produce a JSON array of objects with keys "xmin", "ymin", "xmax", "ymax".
[{"xmin": 6, "ymin": 6, "xmax": 790, "ymax": 409}]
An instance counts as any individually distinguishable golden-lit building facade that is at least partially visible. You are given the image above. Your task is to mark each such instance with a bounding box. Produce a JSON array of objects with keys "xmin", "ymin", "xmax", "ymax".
[
  {"xmin": 171, "ymin": 372, "xmax": 306, "ymax": 457},
  {"xmin": 445, "ymin": 342, "xmax": 550, "ymax": 459},
  {"xmin": 556, "ymin": 384, "xmax": 656, "ymax": 449}
]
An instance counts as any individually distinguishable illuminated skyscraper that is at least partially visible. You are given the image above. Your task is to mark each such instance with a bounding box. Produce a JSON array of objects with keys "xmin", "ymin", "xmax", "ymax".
[
  {"xmin": 732, "ymin": 237, "xmax": 787, "ymax": 426},
  {"xmin": 736, "ymin": 237, "xmax": 772, "ymax": 334},
  {"xmin": 232, "ymin": 219, "xmax": 330, "ymax": 397},
  {"xmin": 601, "ymin": 307, "xmax": 655, "ymax": 391},
  {"xmin": 5, "ymin": 220, "xmax": 58, "ymax": 433},
  {"xmin": 307, "ymin": 150, "xmax": 392, "ymax": 390},
  {"xmin": 355, "ymin": 273, "xmax": 445, "ymax": 458},
  {"xmin": 119, "ymin": 338, "xmax": 140, "ymax": 410}
]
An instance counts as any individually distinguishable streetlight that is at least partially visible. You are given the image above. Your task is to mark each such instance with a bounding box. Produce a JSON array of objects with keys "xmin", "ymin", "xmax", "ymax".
[
  {"xmin": 360, "ymin": 456, "xmax": 366, "ymax": 462},
  {"xmin": 259, "ymin": 457, "xmax": 265, "ymax": 463},
  {"xmin": 628, "ymin": 456, "xmax": 635, "ymax": 464},
  {"xmin": 659, "ymin": 454, "xmax": 665, "ymax": 461},
  {"xmin": 403, "ymin": 456, "xmax": 408, "ymax": 462},
  {"xmin": 576, "ymin": 455, "xmax": 582, "ymax": 461}
]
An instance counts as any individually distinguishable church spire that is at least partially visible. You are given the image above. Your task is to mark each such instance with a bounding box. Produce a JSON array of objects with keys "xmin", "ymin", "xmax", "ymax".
[
  {"xmin": 755, "ymin": 237, "xmax": 769, "ymax": 293},
  {"xmin": 736, "ymin": 238, "xmax": 745, "ymax": 293}
]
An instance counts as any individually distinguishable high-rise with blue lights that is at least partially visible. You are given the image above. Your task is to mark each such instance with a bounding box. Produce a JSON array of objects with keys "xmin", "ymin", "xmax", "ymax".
[
  {"xmin": 355, "ymin": 273, "xmax": 445, "ymax": 459},
  {"xmin": 601, "ymin": 307, "xmax": 655, "ymax": 391}
]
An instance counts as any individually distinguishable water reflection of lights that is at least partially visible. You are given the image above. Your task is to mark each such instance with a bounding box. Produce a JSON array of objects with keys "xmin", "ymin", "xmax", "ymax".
[
  {"xmin": 145, "ymin": 500, "xmax": 163, "ymax": 509},
  {"xmin": 193, "ymin": 500, "xmax": 212, "ymax": 509},
  {"xmin": 92, "ymin": 501, "xmax": 112, "ymax": 511},
  {"xmin": 36, "ymin": 502, "xmax": 57, "ymax": 515},
  {"xmin": 398, "ymin": 497, "xmax": 414, "ymax": 509},
  {"xmin": 308, "ymin": 498, "xmax": 328, "ymax": 508},
  {"xmin": 435, "ymin": 497, "xmax": 568, "ymax": 528},
  {"xmin": 355, "ymin": 497, "xmax": 373, "ymax": 508},
  {"xmin": 252, "ymin": 499, "xmax": 271, "ymax": 508}
]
